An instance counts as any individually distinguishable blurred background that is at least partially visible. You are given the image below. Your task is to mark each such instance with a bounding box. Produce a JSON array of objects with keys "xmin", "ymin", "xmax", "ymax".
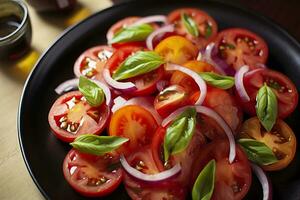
[{"xmin": 0, "ymin": 0, "xmax": 299, "ymax": 199}]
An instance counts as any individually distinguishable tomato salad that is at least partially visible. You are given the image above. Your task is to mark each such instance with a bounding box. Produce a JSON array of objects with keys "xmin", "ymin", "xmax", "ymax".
[{"xmin": 48, "ymin": 8, "xmax": 299, "ymax": 200}]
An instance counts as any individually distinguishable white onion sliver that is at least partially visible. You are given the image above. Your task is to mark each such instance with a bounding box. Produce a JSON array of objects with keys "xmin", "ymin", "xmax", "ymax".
[
  {"xmin": 106, "ymin": 30, "xmax": 114, "ymax": 44},
  {"xmin": 235, "ymin": 65, "xmax": 250, "ymax": 102},
  {"xmin": 162, "ymin": 105, "xmax": 236, "ymax": 163},
  {"xmin": 146, "ymin": 24, "xmax": 174, "ymax": 50},
  {"xmin": 165, "ymin": 63, "xmax": 207, "ymax": 105},
  {"xmin": 55, "ymin": 78, "xmax": 79, "ymax": 95},
  {"xmin": 251, "ymin": 164, "xmax": 270, "ymax": 200},
  {"xmin": 202, "ymin": 43, "xmax": 226, "ymax": 75},
  {"xmin": 103, "ymin": 69, "xmax": 137, "ymax": 91},
  {"xmin": 93, "ymin": 80, "xmax": 112, "ymax": 106},
  {"xmin": 130, "ymin": 15, "xmax": 167, "ymax": 27},
  {"xmin": 112, "ymin": 96, "xmax": 127, "ymax": 113},
  {"xmin": 120, "ymin": 154, "xmax": 181, "ymax": 182}
]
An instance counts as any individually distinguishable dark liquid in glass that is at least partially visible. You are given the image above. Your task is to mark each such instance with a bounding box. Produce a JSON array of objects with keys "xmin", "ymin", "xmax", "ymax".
[{"xmin": 0, "ymin": 16, "xmax": 20, "ymax": 38}]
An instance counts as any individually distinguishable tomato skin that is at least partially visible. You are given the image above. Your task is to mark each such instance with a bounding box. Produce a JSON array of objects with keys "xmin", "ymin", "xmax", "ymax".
[
  {"xmin": 239, "ymin": 68, "xmax": 298, "ymax": 118},
  {"xmin": 63, "ymin": 149, "xmax": 123, "ymax": 197},
  {"xmin": 168, "ymin": 8, "xmax": 218, "ymax": 49},
  {"xmin": 109, "ymin": 105, "xmax": 158, "ymax": 155},
  {"xmin": 238, "ymin": 117, "xmax": 297, "ymax": 171},
  {"xmin": 48, "ymin": 91, "xmax": 110, "ymax": 142},
  {"xmin": 214, "ymin": 28, "xmax": 268, "ymax": 71},
  {"xmin": 191, "ymin": 139, "xmax": 252, "ymax": 200}
]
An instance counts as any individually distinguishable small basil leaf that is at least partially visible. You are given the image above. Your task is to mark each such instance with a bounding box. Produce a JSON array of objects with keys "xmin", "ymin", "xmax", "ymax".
[
  {"xmin": 110, "ymin": 24, "xmax": 154, "ymax": 44},
  {"xmin": 78, "ymin": 76, "xmax": 104, "ymax": 107},
  {"xmin": 70, "ymin": 134, "xmax": 129, "ymax": 156},
  {"xmin": 112, "ymin": 51, "xmax": 165, "ymax": 81},
  {"xmin": 163, "ymin": 108, "xmax": 196, "ymax": 162},
  {"xmin": 205, "ymin": 24, "xmax": 212, "ymax": 38},
  {"xmin": 181, "ymin": 12, "xmax": 199, "ymax": 37},
  {"xmin": 199, "ymin": 72, "xmax": 235, "ymax": 89},
  {"xmin": 238, "ymin": 138, "xmax": 278, "ymax": 165},
  {"xmin": 192, "ymin": 159, "xmax": 216, "ymax": 200},
  {"xmin": 256, "ymin": 84, "xmax": 278, "ymax": 132}
]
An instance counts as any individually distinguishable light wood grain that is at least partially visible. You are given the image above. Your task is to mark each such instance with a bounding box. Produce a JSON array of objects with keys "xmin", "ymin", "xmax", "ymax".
[{"xmin": 0, "ymin": 1, "xmax": 112, "ymax": 199}]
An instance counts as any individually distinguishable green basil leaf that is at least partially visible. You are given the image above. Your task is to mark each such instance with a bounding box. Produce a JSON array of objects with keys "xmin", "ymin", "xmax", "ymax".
[
  {"xmin": 110, "ymin": 24, "xmax": 154, "ymax": 44},
  {"xmin": 112, "ymin": 51, "xmax": 165, "ymax": 81},
  {"xmin": 192, "ymin": 159, "xmax": 216, "ymax": 200},
  {"xmin": 70, "ymin": 134, "xmax": 129, "ymax": 156},
  {"xmin": 205, "ymin": 24, "xmax": 212, "ymax": 38},
  {"xmin": 238, "ymin": 138, "xmax": 278, "ymax": 165},
  {"xmin": 163, "ymin": 108, "xmax": 196, "ymax": 162},
  {"xmin": 199, "ymin": 72, "xmax": 235, "ymax": 89},
  {"xmin": 181, "ymin": 12, "xmax": 199, "ymax": 37},
  {"xmin": 78, "ymin": 76, "xmax": 105, "ymax": 107},
  {"xmin": 256, "ymin": 84, "xmax": 278, "ymax": 132}
]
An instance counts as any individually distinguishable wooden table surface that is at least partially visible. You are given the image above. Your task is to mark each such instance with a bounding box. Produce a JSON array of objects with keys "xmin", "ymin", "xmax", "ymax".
[{"xmin": 0, "ymin": 0, "xmax": 299, "ymax": 199}]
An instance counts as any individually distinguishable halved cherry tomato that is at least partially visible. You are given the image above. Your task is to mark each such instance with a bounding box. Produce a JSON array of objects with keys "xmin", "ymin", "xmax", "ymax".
[
  {"xmin": 154, "ymin": 85, "xmax": 189, "ymax": 117},
  {"xmin": 214, "ymin": 28, "xmax": 268, "ymax": 71},
  {"xmin": 48, "ymin": 91, "xmax": 110, "ymax": 142},
  {"xmin": 191, "ymin": 139, "xmax": 252, "ymax": 200},
  {"xmin": 109, "ymin": 105, "xmax": 158, "ymax": 155},
  {"xmin": 168, "ymin": 8, "xmax": 218, "ymax": 49},
  {"xmin": 238, "ymin": 117, "xmax": 297, "ymax": 171},
  {"xmin": 239, "ymin": 68, "xmax": 298, "ymax": 118},
  {"xmin": 154, "ymin": 36, "xmax": 198, "ymax": 65},
  {"xmin": 63, "ymin": 149, "xmax": 123, "ymax": 197},
  {"xmin": 123, "ymin": 147, "xmax": 186, "ymax": 200},
  {"xmin": 170, "ymin": 60, "xmax": 219, "ymax": 94},
  {"xmin": 105, "ymin": 45, "xmax": 164, "ymax": 96},
  {"xmin": 73, "ymin": 46, "xmax": 114, "ymax": 81},
  {"xmin": 190, "ymin": 86, "xmax": 243, "ymax": 139}
]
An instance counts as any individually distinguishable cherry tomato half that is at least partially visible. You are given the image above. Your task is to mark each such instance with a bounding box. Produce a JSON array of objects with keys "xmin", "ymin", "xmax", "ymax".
[
  {"xmin": 105, "ymin": 45, "xmax": 164, "ymax": 96},
  {"xmin": 214, "ymin": 28, "xmax": 268, "ymax": 71},
  {"xmin": 73, "ymin": 45, "xmax": 114, "ymax": 81},
  {"xmin": 63, "ymin": 149, "xmax": 123, "ymax": 197},
  {"xmin": 154, "ymin": 36, "xmax": 198, "ymax": 65},
  {"xmin": 48, "ymin": 91, "xmax": 110, "ymax": 142},
  {"xmin": 168, "ymin": 8, "xmax": 218, "ymax": 49},
  {"xmin": 238, "ymin": 117, "xmax": 297, "ymax": 171},
  {"xmin": 191, "ymin": 139, "xmax": 252, "ymax": 200},
  {"xmin": 240, "ymin": 68, "xmax": 298, "ymax": 118},
  {"xmin": 109, "ymin": 105, "xmax": 158, "ymax": 155}
]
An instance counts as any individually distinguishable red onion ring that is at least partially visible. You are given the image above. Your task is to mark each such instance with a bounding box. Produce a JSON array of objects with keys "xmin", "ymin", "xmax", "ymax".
[
  {"xmin": 235, "ymin": 65, "xmax": 250, "ymax": 102},
  {"xmin": 251, "ymin": 164, "xmax": 271, "ymax": 200},
  {"xmin": 111, "ymin": 96, "xmax": 127, "ymax": 113},
  {"xmin": 162, "ymin": 105, "xmax": 236, "ymax": 163},
  {"xmin": 103, "ymin": 69, "xmax": 137, "ymax": 91},
  {"xmin": 165, "ymin": 63, "xmax": 207, "ymax": 105},
  {"xmin": 256, "ymin": 63, "xmax": 267, "ymax": 69},
  {"xmin": 120, "ymin": 154, "xmax": 181, "ymax": 182},
  {"xmin": 146, "ymin": 24, "xmax": 174, "ymax": 50},
  {"xmin": 156, "ymin": 80, "xmax": 169, "ymax": 92},
  {"xmin": 55, "ymin": 78, "xmax": 79, "ymax": 95},
  {"xmin": 130, "ymin": 15, "xmax": 167, "ymax": 27},
  {"xmin": 93, "ymin": 80, "xmax": 112, "ymax": 106}
]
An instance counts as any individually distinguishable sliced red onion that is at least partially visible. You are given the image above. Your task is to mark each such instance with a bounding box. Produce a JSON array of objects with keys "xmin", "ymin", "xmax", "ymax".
[
  {"xmin": 106, "ymin": 31, "xmax": 114, "ymax": 44},
  {"xmin": 55, "ymin": 78, "xmax": 79, "ymax": 95},
  {"xmin": 165, "ymin": 63, "xmax": 207, "ymax": 105},
  {"xmin": 162, "ymin": 105, "xmax": 236, "ymax": 163},
  {"xmin": 235, "ymin": 65, "xmax": 250, "ymax": 102},
  {"xmin": 201, "ymin": 43, "xmax": 226, "ymax": 75},
  {"xmin": 112, "ymin": 96, "xmax": 127, "ymax": 113},
  {"xmin": 256, "ymin": 63, "xmax": 267, "ymax": 68},
  {"xmin": 130, "ymin": 15, "xmax": 167, "ymax": 27},
  {"xmin": 93, "ymin": 80, "xmax": 112, "ymax": 106},
  {"xmin": 120, "ymin": 154, "xmax": 181, "ymax": 182},
  {"xmin": 103, "ymin": 69, "xmax": 137, "ymax": 91},
  {"xmin": 146, "ymin": 24, "xmax": 174, "ymax": 50},
  {"xmin": 156, "ymin": 80, "xmax": 169, "ymax": 92},
  {"xmin": 251, "ymin": 164, "xmax": 271, "ymax": 200}
]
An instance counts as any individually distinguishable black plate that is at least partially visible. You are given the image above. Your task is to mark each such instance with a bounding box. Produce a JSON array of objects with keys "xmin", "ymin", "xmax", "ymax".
[{"xmin": 18, "ymin": 0, "xmax": 300, "ymax": 199}]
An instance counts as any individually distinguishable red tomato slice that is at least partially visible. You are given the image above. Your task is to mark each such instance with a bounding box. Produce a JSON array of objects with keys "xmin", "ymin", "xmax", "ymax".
[
  {"xmin": 109, "ymin": 105, "xmax": 158, "ymax": 155},
  {"xmin": 214, "ymin": 28, "xmax": 268, "ymax": 71},
  {"xmin": 48, "ymin": 91, "xmax": 110, "ymax": 142},
  {"xmin": 63, "ymin": 149, "xmax": 123, "ymax": 197},
  {"xmin": 191, "ymin": 139, "xmax": 252, "ymax": 200},
  {"xmin": 154, "ymin": 85, "xmax": 190, "ymax": 118},
  {"xmin": 239, "ymin": 68, "xmax": 298, "ymax": 118},
  {"xmin": 168, "ymin": 8, "xmax": 218, "ymax": 49},
  {"xmin": 74, "ymin": 45, "xmax": 114, "ymax": 81},
  {"xmin": 105, "ymin": 45, "xmax": 164, "ymax": 96},
  {"xmin": 123, "ymin": 147, "xmax": 186, "ymax": 200}
]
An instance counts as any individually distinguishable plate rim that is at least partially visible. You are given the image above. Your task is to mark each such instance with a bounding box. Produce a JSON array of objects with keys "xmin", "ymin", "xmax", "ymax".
[{"xmin": 17, "ymin": 0, "xmax": 300, "ymax": 199}]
